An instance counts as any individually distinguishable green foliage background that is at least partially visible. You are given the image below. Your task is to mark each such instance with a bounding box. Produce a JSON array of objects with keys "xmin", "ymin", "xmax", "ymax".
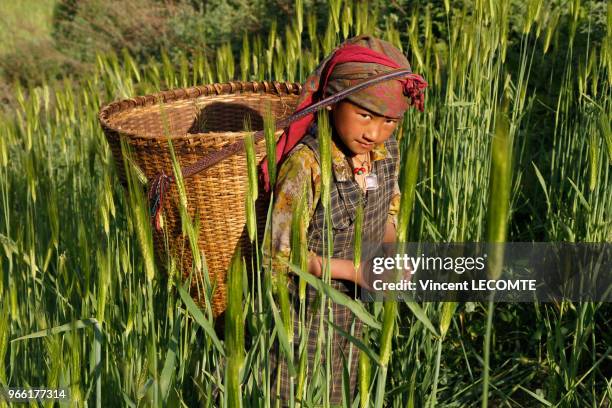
[{"xmin": 0, "ymin": 0, "xmax": 610, "ymax": 407}]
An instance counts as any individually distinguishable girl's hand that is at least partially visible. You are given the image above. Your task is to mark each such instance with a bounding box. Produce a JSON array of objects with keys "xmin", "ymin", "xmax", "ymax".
[
  {"xmin": 381, "ymin": 224, "xmax": 413, "ymax": 283},
  {"xmin": 307, "ymin": 254, "xmax": 322, "ymax": 278},
  {"xmin": 355, "ymin": 261, "xmax": 374, "ymax": 291},
  {"xmin": 382, "ymin": 220, "xmax": 397, "ymax": 243}
]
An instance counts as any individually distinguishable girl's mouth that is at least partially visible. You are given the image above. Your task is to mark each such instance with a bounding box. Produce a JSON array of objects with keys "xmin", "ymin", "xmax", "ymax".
[{"xmin": 358, "ymin": 141, "xmax": 374, "ymax": 149}]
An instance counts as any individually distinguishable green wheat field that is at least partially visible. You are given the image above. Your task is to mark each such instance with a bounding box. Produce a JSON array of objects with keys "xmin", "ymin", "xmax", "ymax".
[{"xmin": 0, "ymin": 0, "xmax": 610, "ymax": 407}]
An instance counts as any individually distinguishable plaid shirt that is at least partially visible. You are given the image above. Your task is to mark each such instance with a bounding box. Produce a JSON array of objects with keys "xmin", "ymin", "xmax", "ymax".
[{"xmin": 263, "ymin": 122, "xmax": 401, "ymax": 406}]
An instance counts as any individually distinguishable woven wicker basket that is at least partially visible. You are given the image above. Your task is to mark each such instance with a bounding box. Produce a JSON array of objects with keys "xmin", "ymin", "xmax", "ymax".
[{"xmin": 99, "ymin": 81, "xmax": 302, "ymax": 318}]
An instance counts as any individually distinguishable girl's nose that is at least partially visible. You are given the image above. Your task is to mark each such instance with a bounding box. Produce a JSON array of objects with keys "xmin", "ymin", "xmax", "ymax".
[{"xmin": 364, "ymin": 124, "xmax": 381, "ymax": 143}]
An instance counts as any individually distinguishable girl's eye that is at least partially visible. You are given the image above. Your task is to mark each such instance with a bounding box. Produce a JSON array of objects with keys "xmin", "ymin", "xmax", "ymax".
[
  {"xmin": 359, "ymin": 112, "xmax": 371, "ymax": 119},
  {"xmin": 386, "ymin": 119, "xmax": 397, "ymax": 124}
]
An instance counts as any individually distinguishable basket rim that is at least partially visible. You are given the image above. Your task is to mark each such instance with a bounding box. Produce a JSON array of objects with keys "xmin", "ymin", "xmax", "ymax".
[{"xmin": 98, "ymin": 80, "xmax": 302, "ymax": 141}]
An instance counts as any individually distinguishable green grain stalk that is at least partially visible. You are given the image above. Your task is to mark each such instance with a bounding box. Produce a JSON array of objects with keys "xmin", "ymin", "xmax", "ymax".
[
  {"xmin": 224, "ymin": 249, "xmax": 245, "ymax": 408},
  {"xmin": 482, "ymin": 96, "xmax": 512, "ymax": 408}
]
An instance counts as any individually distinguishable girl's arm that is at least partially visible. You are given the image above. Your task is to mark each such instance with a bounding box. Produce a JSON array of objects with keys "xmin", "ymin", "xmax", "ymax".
[{"xmin": 307, "ymin": 253, "xmax": 372, "ymax": 290}]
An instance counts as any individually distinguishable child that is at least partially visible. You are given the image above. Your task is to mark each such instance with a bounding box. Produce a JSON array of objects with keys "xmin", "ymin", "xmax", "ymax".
[{"xmin": 260, "ymin": 34, "xmax": 427, "ymax": 406}]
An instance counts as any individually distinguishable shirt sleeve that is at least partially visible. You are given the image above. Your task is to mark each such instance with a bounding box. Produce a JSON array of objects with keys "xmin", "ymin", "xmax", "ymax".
[
  {"xmin": 387, "ymin": 152, "xmax": 401, "ymax": 230},
  {"xmin": 262, "ymin": 145, "xmax": 321, "ymax": 278}
]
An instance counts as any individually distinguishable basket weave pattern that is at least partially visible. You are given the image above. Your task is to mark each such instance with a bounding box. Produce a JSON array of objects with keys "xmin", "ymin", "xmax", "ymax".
[{"xmin": 99, "ymin": 81, "xmax": 302, "ymax": 317}]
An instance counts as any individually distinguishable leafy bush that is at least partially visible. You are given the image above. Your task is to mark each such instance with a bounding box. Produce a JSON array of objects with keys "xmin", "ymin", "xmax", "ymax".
[
  {"xmin": 48, "ymin": 0, "xmax": 323, "ymax": 76},
  {"xmin": 0, "ymin": 38, "xmax": 73, "ymax": 86},
  {"xmin": 52, "ymin": 0, "xmax": 190, "ymax": 66}
]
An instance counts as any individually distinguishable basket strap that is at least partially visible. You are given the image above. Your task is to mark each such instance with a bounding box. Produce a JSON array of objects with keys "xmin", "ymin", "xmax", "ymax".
[{"xmin": 149, "ymin": 67, "xmax": 416, "ymax": 228}]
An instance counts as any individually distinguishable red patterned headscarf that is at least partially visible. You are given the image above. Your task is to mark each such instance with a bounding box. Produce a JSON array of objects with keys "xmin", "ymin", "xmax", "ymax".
[{"xmin": 260, "ymin": 35, "xmax": 428, "ymax": 192}]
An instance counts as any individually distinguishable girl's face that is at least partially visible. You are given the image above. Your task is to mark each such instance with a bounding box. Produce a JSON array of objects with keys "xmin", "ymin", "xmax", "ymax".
[{"xmin": 330, "ymin": 100, "xmax": 400, "ymax": 155}]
